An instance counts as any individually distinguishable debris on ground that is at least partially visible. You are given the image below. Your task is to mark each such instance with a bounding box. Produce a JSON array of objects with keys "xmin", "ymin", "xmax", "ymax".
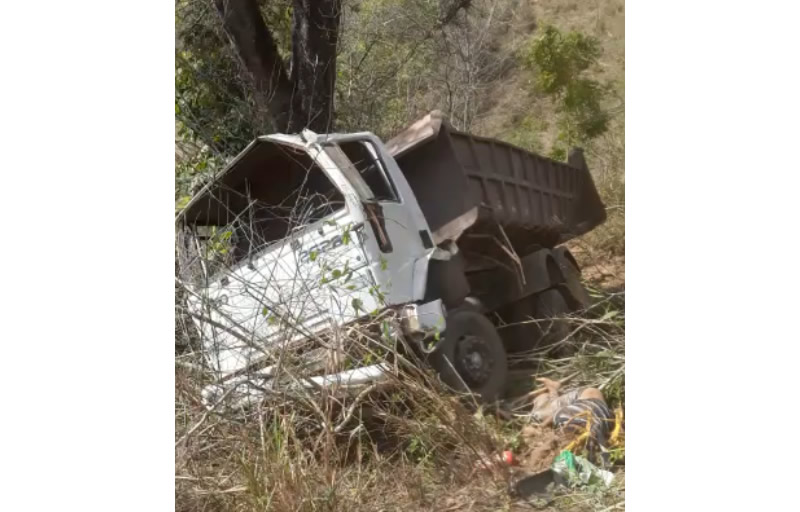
[
  {"xmin": 552, "ymin": 450, "xmax": 615, "ymax": 487},
  {"xmin": 511, "ymin": 448, "xmax": 616, "ymax": 500},
  {"xmin": 527, "ymin": 376, "xmax": 620, "ymax": 467},
  {"xmin": 504, "ymin": 372, "xmax": 625, "ymax": 503},
  {"xmin": 519, "ymin": 423, "xmax": 570, "ymax": 473},
  {"xmin": 511, "ymin": 468, "xmax": 556, "ymax": 499},
  {"xmin": 470, "ymin": 451, "xmax": 514, "ymax": 477}
]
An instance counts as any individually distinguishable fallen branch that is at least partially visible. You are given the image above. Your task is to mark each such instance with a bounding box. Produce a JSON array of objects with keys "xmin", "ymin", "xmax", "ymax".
[
  {"xmin": 175, "ymin": 382, "xmax": 240, "ymax": 447},
  {"xmin": 333, "ymin": 383, "xmax": 380, "ymax": 434}
]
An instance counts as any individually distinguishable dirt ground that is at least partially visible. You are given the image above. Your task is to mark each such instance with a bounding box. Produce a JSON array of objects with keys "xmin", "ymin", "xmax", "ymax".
[
  {"xmin": 520, "ymin": 424, "xmax": 572, "ymax": 473},
  {"xmin": 581, "ymin": 256, "xmax": 625, "ymax": 291}
]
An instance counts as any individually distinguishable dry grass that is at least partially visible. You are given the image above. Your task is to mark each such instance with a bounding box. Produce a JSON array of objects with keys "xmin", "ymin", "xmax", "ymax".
[
  {"xmin": 175, "ymin": 356, "xmax": 511, "ymax": 511},
  {"xmin": 175, "ymin": 286, "xmax": 625, "ymax": 511}
]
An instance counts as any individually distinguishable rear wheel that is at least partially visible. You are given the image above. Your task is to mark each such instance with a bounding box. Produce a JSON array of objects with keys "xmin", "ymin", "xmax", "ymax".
[
  {"xmin": 498, "ymin": 287, "xmax": 573, "ymax": 354},
  {"xmin": 432, "ymin": 308, "xmax": 508, "ymax": 403},
  {"xmin": 554, "ymin": 250, "xmax": 592, "ymax": 310},
  {"xmin": 534, "ymin": 288, "xmax": 573, "ymax": 354}
]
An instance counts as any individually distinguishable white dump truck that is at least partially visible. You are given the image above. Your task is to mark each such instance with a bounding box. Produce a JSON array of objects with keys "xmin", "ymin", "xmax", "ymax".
[{"xmin": 176, "ymin": 111, "xmax": 606, "ymax": 407}]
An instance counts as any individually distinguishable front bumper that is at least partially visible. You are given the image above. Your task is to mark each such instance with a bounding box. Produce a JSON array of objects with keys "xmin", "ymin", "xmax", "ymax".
[{"xmin": 201, "ymin": 300, "xmax": 447, "ymax": 411}]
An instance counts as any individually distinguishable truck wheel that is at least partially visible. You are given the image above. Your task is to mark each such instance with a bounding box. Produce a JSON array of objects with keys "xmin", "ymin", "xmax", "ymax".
[
  {"xmin": 534, "ymin": 288, "xmax": 572, "ymax": 351},
  {"xmin": 554, "ymin": 251, "xmax": 592, "ymax": 310},
  {"xmin": 433, "ymin": 308, "xmax": 508, "ymax": 403}
]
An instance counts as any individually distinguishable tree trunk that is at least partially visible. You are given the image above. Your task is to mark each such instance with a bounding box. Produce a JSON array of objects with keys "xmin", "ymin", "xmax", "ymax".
[
  {"xmin": 214, "ymin": 0, "xmax": 341, "ymax": 134},
  {"xmin": 289, "ymin": 0, "xmax": 341, "ymax": 133},
  {"xmin": 214, "ymin": 0, "xmax": 300, "ymax": 132}
]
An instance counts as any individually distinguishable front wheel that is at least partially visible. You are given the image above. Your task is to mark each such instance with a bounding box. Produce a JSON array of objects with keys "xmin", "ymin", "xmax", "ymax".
[{"xmin": 432, "ymin": 308, "xmax": 508, "ymax": 403}]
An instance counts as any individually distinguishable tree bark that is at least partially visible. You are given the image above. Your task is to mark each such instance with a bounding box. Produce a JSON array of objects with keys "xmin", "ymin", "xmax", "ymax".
[
  {"xmin": 289, "ymin": 0, "xmax": 341, "ymax": 133},
  {"xmin": 214, "ymin": 0, "xmax": 341, "ymax": 134},
  {"xmin": 214, "ymin": 0, "xmax": 301, "ymax": 132}
]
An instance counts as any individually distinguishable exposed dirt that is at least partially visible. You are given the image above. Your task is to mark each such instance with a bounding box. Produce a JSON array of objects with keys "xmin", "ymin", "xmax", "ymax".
[
  {"xmin": 566, "ymin": 241, "xmax": 625, "ymax": 292},
  {"xmin": 519, "ymin": 424, "xmax": 572, "ymax": 473},
  {"xmin": 580, "ymin": 255, "xmax": 625, "ymax": 291}
]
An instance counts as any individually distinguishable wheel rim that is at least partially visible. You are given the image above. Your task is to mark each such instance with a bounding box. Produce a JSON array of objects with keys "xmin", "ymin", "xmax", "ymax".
[{"xmin": 454, "ymin": 334, "xmax": 494, "ymax": 388}]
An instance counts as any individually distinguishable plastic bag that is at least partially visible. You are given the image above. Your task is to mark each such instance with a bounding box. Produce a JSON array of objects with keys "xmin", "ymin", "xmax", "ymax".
[{"xmin": 551, "ymin": 450, "xmax": 614, "ymax": 487}]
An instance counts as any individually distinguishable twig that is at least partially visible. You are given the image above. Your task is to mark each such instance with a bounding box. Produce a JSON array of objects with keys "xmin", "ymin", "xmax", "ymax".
[
  {"xmin": 175, "ymin": 383, "xmax": 239, "ymax": 447},
  {"xmin": 496, "ymin": 223, "xmax": 525, "ymax": 286},
  {"xmin": 333, "ymin": 383, "xmax": 379, "ymax": 434},
  {"xmin": 599, "ymin": 366, "xmax": 625, "ymax": 390},
  {"xmin": 193, "ymin": 486, "xmax": 248, "ymax": 495},
  {"xmin": 597, "ymin": 502, "xmax": 625, "ymax": 512}
]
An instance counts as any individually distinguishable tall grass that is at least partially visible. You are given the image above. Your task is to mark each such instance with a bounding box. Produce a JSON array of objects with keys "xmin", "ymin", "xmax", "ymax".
[{"xmin": 175, "ymin": 288, "xmax": 624, "ymax": 511}]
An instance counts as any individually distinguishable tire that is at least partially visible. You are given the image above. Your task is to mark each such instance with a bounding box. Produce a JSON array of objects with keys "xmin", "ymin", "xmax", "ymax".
[
  {"xmin": 432, "ymin": 308, "xmax": 508, "ymax": 403},
  {"xmin": 534, "ymin": 288, "xmax": 573, "ymax": 354},
  {"xmin": 498, "ymin": 287, "xmax": 572, "ymax": 354},
  {"xmin": 496, "ymin": 296, "xmax": 539, "ymax": 353},
  {"xmin": 554, "ymin": 252, "xmax": 592, "ymax": 310}
]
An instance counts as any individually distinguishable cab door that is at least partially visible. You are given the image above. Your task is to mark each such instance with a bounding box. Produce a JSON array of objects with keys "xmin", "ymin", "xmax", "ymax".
[{"xmin": 325, "ymin": 137, "xmax": 435, "ymax": 306}]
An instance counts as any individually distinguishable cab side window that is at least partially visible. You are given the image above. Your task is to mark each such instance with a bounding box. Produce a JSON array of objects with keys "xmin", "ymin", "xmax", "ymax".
[{"xmin": 338, "ymin": 141, "xmax": 399, "ymax": 202}]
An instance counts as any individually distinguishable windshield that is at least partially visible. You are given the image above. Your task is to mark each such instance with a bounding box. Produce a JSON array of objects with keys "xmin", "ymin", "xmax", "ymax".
[
  {"xmin": 323, "ymin": 139, "xmax": 399, "ymax": 203},
  {"xmin": 178, "ymin": 142, "xmax": 346, "ymax": 286}
]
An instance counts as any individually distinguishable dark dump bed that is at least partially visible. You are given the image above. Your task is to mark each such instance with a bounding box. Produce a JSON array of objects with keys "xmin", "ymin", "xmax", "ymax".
[{"xmin": 386, "ymin": 111, "xmax": 606, "ymax": 254}]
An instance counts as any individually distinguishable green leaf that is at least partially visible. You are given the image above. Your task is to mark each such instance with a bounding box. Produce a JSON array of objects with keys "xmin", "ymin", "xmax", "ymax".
[
  {"xmin": 600, "ymin": 310, "xmax": 619, "ymax": 321},
  {"xmin": 341, "ymin": 224, "xmax": 352, "ymax": 245},
  {"xmin": 352, "ymin": 298, "xmax": 363, "ymax": 312},
  {"xmin": 523, "ymin": 25, "xmax": 609, "ymax": 148},
  {"xmin": 331, "ymin": 269, "xmax": 342, "ymax": 279},
  {"xmin": 369, "ymin": 285, "xmax": 386, "ymax": 303},
  {"xmin": 309, "ymin": 250, "xmax": 318, "ymax": 262},
  {"xmin": 175, "ymin": 195, "xmax": 192, "ymax": 210}
]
